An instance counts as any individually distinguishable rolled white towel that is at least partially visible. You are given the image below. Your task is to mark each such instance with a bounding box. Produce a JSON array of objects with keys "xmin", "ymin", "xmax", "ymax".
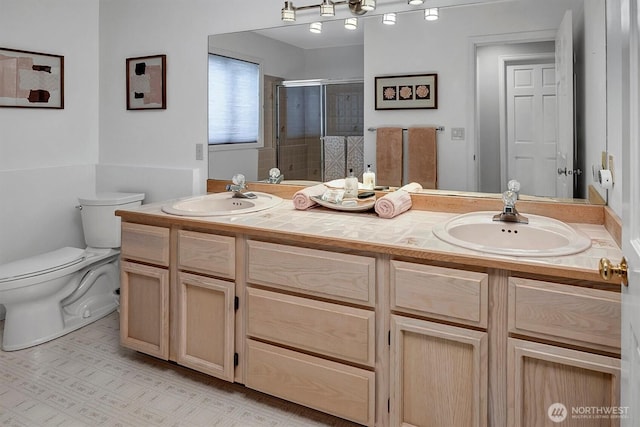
[
  {"xmin": 374, "ymin": 189, "xmax": 413, "ymax": 219},
  {"xmin": 293, "ymin": 183, "xmax": 328, "ymax": 210},
  {"xmin": 399, "ymin": 182, "xmax": 423, "ymax": 193}
]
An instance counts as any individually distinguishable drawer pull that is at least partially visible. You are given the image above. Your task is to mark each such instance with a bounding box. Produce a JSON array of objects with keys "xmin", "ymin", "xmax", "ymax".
[{"xmin": 599, "ymin": 257, "xmax": 628, "ymax": 286}]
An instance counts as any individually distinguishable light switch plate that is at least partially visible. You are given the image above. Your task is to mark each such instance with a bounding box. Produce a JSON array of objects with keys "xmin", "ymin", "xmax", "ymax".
[
  {"xmin": 451, "ymin": 127, "xmax": 465, "ymax": 140},
  {"xmin": 196, "ymin": 143, "xmax": 204, "ymax": 161}
]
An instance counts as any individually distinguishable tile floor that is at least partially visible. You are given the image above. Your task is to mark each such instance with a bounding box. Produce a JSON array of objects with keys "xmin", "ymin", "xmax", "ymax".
[{"xmin": 0, "ymin": 313, "xmax": 359, "ymax": 427}]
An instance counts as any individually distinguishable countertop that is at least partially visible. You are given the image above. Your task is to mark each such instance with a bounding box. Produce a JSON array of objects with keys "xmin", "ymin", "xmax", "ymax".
[{"xmin": 116, "ymin": 196, "xmax": 623, "ymax": 285}]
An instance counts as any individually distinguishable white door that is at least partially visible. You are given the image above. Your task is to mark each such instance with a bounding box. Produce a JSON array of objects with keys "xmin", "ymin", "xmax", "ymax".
[
  {"xmin": 506, "ymin": 62, "xmax": 557, "ymax": 197},
  {"xmin": 555, "ymin": 10, "xmax": 575, "ymax": 198},
  {"xmin": 618, "ymin": 0, "xmax": 640, "ymax": 425}
]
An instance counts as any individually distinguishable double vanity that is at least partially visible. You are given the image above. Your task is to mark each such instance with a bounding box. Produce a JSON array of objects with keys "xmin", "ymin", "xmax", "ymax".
[{"xmin": 116, "ymin": 182, "xmax": 623, "ymax": 427}]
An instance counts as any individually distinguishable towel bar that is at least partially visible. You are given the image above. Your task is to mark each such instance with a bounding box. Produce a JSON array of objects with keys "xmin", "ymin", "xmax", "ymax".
[{"xmin": 367, "ymin": 126, "xmax": 444, "ymax": 132}]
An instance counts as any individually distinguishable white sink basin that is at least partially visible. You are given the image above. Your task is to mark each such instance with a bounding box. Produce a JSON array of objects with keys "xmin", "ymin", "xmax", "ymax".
[
  {"xmin": 162, "ymin": 192, "xmax": 282, "ymax": 216},
  {"xmin": 432, "ymin": 211, "xmax": 592, "ymax": 257}
]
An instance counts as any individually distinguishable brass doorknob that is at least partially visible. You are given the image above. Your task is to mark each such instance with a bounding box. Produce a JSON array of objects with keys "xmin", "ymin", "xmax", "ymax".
[{"xmin": 599, "ymin": 257, "xmax": 628, "ymax": 286}]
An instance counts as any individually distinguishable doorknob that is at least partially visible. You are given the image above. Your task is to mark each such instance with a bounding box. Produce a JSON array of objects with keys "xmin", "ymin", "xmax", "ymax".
[{"xmin": 599, "ymin": 257, "xmax": 628, "ymax": 286}]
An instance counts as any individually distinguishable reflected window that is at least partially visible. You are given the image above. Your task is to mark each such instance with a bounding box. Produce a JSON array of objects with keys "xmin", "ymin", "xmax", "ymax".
[{"xmin": 208, "ymin": 53, "xmax": 262, "ymax": 148}]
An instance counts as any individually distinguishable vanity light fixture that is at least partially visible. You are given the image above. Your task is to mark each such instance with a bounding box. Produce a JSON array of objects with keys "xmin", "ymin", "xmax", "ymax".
[
  {"xmin": 310, "ymin": 21, "xmax": 323, "ymax": 33},
  {"xmin": 383, "ymin": 12, "xmax": 397, "ymax": 25},
  {"xmin": 425, "ymin": 7, "xmax": 439, "ymax": 21},
  {"xmin": 320, "ymin": 0, "xmax": 335, "ymax": 16},
  {"xmin": 280, "ymin": 0, "xmax": 375, "ymax": 22},
  {"xmin": 360, "ymin": 0, "xmax": 376, "ymax": 11},
  {"xmin": 282, "ymin": 1, "xmax": 296, "ymax": 21},
  {"xmin": 408, "ymin": 0, "xmax": 424, "ymax": 4},
  {"xmin": 345, "ymin": 17, "xmax": 358, "ymax": 30}
]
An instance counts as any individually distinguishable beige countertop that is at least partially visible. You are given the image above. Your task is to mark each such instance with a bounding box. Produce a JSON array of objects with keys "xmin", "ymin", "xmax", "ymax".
[{"xmin": 117, "ymin": 196, "xmax": 623, "ymax": 285}]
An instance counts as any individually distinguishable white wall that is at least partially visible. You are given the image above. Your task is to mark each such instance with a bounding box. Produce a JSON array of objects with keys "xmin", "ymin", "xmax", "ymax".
[{"xmin": 0, "ymin": 0, "xmax": 100, "ymax": 263}]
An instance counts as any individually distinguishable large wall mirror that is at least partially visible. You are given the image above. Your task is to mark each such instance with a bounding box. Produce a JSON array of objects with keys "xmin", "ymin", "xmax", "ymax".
[{"xmin": 208, "ymin": 0, "xmax": 607, "ymax": 205}]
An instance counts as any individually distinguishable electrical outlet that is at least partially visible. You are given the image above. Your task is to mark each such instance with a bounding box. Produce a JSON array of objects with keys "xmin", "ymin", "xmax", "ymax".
[{"xmin": 196, "ymin": 143, "xmax": 204, "ymax": 161}]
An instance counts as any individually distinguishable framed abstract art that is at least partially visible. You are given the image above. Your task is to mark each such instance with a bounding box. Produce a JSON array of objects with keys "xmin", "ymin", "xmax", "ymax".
[
  {"xmin": 0, "ymin": 47, "xmax": 64, "ymax": 108},
  {"xmin": 126, "ymin": 54, "xmax": 166, "ymax": 110}
]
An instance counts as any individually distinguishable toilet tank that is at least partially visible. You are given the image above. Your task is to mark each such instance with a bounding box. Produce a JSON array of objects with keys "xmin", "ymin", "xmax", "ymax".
[{"xmin": 78, "ymin": 192, "xmax": 145, "ymax": 248}]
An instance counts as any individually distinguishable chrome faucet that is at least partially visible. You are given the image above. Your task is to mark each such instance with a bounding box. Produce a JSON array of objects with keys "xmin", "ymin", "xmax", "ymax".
[
  {"xmin": 226, "ymin": 174, "xmax": 257, "ymax": 199},
  {"xmin": 267, "ymin": 167, "xmax": 284, "ymax": 184},
  {"xmin": 493, "ymin": 180, "xmax": 528, "ymax": 224}
]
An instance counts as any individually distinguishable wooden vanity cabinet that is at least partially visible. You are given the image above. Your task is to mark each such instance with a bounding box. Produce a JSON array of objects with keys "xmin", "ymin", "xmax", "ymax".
[
  {"xmin": 507, "ymin": 277, "xmax": 621, "ymax": 427},
  {"xmin": 176, "ymin": 230, "xmax": 237, "ymax": 382},
  {"xmin": 120, "ymin": 223, "xmax": 237, "ymax": 382},
  {"xmin": 389, "ymin": 260, "xmax": 489, "ymax": 427},
  {"xmin": 120, "ymin": 222, "xmax": 170, "ymax": 359},
  {"xmin": 244, "ymin": 240, "xmax": 377, "ymax": 426}
]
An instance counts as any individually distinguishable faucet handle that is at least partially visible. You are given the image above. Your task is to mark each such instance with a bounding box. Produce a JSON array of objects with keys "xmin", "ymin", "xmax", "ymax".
[
  {"xmin": 507, "ymin": 179, "xmax": 521, "ymax": 193},
  {"xmin": 502, "ymin": 190, "xmax": 518, "ymax": 208},
  {"xmin": 269, "ymin": 168, "xmax": 281, "ymax": 179},
  {"xmin": 232, "ymin": 173, "xmax": 246, "ymax": 187}
]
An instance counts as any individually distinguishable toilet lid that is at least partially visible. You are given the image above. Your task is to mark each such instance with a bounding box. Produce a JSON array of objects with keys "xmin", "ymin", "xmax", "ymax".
[{"xmin": 0, "ymin": 247, "xmax": 86, "ymax": 283}]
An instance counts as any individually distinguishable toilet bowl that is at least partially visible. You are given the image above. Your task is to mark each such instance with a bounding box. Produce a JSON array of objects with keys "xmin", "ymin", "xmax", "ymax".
[{"xmin": 0, "ymin": 192, "xmax": 144, "ymax": 351}]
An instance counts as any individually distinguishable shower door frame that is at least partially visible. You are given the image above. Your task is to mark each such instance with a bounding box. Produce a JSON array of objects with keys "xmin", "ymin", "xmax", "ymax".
[{"xmin": 275, "ymin": 78, "xmax": 364, "ymax": 182}]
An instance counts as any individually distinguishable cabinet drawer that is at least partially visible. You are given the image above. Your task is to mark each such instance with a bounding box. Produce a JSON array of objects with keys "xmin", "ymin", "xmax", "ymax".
[
  {"xmin": 178, "ymin": 230, "xmax": 235, "ymax": 279},
  {"xmin": 391, "ymin": 261, "xmax": 489, "ymax": 328},
  {"xmin": 121, "ymin": 222, "xmax": 170, "ymax": 266},
  {"xmin": 246, "ymin": 340, "xmax": 375, "ymax": 426},
  {"xmin": 247, "ymin": 287, "xmax": 375, "ymax": 366},
  {"xmin": 508, "ymin": 277, "xmax": 621, "ymax": 353},
  {"xmin": 247, "ymin": 240, "xmax": 375, "ymax": 306}
]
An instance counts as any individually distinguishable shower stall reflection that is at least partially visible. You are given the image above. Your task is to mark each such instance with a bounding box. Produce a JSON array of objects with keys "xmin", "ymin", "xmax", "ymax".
[{"xmin": 265, "ymin": 80, "xmax": 364, "ymax": 182}]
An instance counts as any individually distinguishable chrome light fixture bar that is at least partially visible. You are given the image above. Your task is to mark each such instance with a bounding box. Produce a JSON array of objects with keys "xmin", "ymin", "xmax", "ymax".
[
  {"xmin": 281, "ymin": 0, "xmax": 376, "ymax": 22},
  {"xmin": 281, "ymin": 1, "xmax": 296, "ymax": 21},
  {"xmin": 320, "ymin": 0, "xmax": 335, "ymax": 16}
]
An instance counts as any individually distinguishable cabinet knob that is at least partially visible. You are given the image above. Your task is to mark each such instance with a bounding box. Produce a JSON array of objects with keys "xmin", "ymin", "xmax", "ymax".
[{"xmin": 599, "ymin": 257, "xmax": 628, "ymax": 286}]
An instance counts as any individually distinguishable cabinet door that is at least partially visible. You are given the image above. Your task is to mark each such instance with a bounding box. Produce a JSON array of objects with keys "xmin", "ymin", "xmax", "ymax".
[
  {"xmin": 176, "ymin": 272, "xmax": 235, "ymax": 382},
  {"xmin": 390, "ymin": 315, "xmax": 488, "ymax": 427},
  {"xmin": 508, "ymin": 338, "xmax": 621, "ymax": 427},
  {"xmin": 120, "ymin": 261, "xmax": 169, "ymax": 359}
]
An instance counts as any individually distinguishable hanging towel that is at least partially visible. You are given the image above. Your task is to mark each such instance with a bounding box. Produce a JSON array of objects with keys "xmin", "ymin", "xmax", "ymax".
[
  {"xmin": 376, "ymin": 127, "xmax": 403, "ymax": 187},
  {"xmin": 293, "ymin": 183, "xmax": 329, "ymax": 210},
  {"xmin": 346, "ymin": 136, "xmax": 365, "ymax": 179},
  {"xmin": 407, "ymin": 127, "xmax": 438, "ymax": 189},
  {"xmin": 323, "ymin": 136, "xmax": 346, "ymax": 181}
]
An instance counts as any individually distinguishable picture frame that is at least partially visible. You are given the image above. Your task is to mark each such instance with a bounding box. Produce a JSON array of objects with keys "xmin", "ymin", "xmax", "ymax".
[
  {"xmin": 126, "ymin": 54, "xmax": 166, "ymax": 110},
  {"xmin": 375, "ymin": 73, "xmax": 437, "ymax": 110},
  {"xmin": 0, "ymin": 47, "xmax": 64, "ymax": 108}
]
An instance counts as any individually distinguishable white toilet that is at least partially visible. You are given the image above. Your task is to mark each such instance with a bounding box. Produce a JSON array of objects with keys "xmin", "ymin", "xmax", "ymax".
[{"xmin": 0, "ymin": 192, "xmax": 144, "ymax": 351}]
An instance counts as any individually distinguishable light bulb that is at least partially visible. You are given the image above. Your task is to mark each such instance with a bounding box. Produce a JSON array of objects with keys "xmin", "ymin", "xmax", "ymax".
[
  {"xmin": 425, "ymin": 7, "xmax": 439, "ymax": 21},
  {"xmin": 383, "ymin": 13, "xmax": 397, "ymax": 25},
  {"xmin": 310, "ymin": 22, "xmax": 322, "ymax": 34},
  {"xmin": 345, "ymin": 17, "xmax": 358, "ymax": 30}
]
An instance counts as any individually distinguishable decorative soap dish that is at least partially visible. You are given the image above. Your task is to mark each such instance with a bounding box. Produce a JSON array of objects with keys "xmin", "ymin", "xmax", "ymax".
[{"xmin": 311, "ymin": 196, "xmax": 376, "ymax": 212}]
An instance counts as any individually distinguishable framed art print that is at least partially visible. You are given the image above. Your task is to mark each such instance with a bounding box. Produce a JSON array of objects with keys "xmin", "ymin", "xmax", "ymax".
[
  {"xmin": 375, "ymin": 73, "xmax": 437, "ymax": 110},
  {"xmin": 0, "ymin": 47, "xmax": 64, "ymax": 108},
  {"xmin": 126, "ymin": 54, "xmax": 166, "ymax": 110}
]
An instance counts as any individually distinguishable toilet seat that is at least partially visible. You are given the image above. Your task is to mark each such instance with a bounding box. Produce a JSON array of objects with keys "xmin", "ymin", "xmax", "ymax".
[{"xmin": 0, "ymin": 247, "xmax": 86, "ymax": 283}]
